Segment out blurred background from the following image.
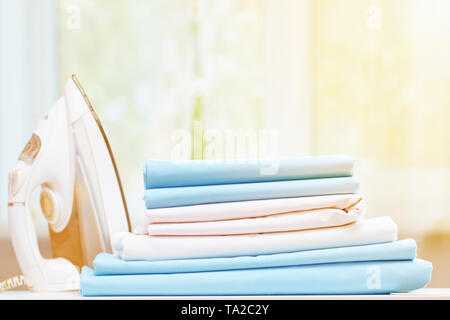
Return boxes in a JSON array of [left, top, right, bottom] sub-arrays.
[[1, 0, 449, 287]]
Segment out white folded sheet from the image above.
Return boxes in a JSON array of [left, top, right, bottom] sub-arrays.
[[116, 216, 397, 261], [133, 194, 363, 235], [143, 194, 363, 223], [146, 207, 363, 236]]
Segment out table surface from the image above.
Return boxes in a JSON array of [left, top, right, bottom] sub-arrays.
[[1, 288, 450, 300]]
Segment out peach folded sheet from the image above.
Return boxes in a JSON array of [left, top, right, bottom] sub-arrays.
[[116, 216, 397, 261], [134, 194, 363, 236]]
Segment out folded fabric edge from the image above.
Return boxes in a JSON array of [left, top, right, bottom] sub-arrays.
[[117, 216, 399, 261], [81, 259, 432, 296], [143, 155, 356, 189], [145, 194, 364, 224], [144, 197, 365, 236], [145, 210, 362, 236], [94, 239, 418, 276], [144, 176, 361, 209]]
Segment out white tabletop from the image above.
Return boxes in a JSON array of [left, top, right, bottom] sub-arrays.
[[1, 288, 450, 300]]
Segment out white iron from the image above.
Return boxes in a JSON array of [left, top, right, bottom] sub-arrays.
[[7, 75, 131, 291]]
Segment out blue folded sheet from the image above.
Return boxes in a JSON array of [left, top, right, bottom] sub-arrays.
[[94, 240, 416, 275], [144, 176, 359, 209], [81, 259, 432, 296], [143, 155, 354, 188]]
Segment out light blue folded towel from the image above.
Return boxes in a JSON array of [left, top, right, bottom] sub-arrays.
[[94, 240, 416, 275], [143, 155, 354, 189], [144, 176, 359, 209], [80, 259, 432, 296]]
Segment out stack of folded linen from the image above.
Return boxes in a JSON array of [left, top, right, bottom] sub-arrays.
[[80, 155, 432, 296]]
